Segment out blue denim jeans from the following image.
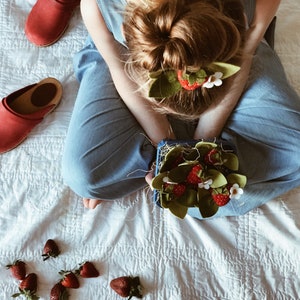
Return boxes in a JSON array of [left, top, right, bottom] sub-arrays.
[[62, 37, 300, 219]]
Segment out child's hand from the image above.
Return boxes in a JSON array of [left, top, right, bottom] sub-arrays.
[[145, 161, 155, 189], [145, 171, 154, 188]]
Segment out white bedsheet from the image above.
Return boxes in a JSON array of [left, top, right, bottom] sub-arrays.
[[0, 0, 299, 299]]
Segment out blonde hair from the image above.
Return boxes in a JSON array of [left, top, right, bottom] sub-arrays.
[[123, 0, 246, 119]]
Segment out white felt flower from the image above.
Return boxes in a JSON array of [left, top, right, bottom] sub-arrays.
[[230, 183, 244, 200], [203, 72, 223, 88], [198, 179, 213, 190]]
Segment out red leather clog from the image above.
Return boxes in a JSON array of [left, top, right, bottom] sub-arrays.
[[0, 78, 62, 154], [25, 0, 80, 47]]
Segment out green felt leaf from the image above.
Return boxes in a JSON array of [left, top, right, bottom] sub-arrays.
[[178, 160, 199, 167], [227, 173, 247, 188], [149, 70, 163, 79], [207, 169, 228, 188], [188, 73, 198, 84], [208, 62, 240, 79], [176, 189, 198, 207], [195, 141, 217, 149], [184, 148, 201, 161], [149, 70, 181, 98], [197, 186, 211, 198], [195, 69, 207, 80], [185, 69, 207, 84], [165, 146, 183, 160], [222, 152, 239, 170], [151, 172, 169, 190], [194, 141, 217, 156], [168, 164, 194, 182], [198, 192, 219, 218], [168, 201, 188, 219], [160, 193, 171, 208], [160, 146, 184, 172]]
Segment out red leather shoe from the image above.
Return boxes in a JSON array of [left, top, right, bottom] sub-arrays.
[[25, 0, 80, 47], [0, 78, 62, 154]]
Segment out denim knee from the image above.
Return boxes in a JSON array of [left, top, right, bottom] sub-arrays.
[[62, 134, 156, 200]]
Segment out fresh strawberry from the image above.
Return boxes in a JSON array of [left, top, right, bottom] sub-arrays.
[[177, 70, 202, 91], [50, 283, 69, 300], [19, 273, 38, 292], [42, 239, 60, 261], [6, 260, 26, 280], [76, 261, 100, 278], [186, 165, 203, 184], [110, 276, 143, 299], [204, 148, 222, 165], [12, 273, 39, 300], [59, 271, 79, 289], [212, 192, 230, 206]]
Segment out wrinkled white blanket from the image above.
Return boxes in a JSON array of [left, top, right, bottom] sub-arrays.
[[0, 0, 299, 299]]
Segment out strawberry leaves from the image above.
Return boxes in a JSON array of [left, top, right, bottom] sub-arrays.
[[12, 273, 39, 300]]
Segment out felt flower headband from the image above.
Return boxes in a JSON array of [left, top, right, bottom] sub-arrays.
[[148, 62, 240, 98]]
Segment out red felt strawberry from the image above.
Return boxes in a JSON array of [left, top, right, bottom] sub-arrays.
[[173, 184, 186, 197], [110, 276, 143, 299], [186, 164, 203, 185], [77, 261, 100, 278], [59, 271, 80, 289], [177, 70, 202, 91], [50, 283, 69, 300], [164, 183, 186, 197], [204, 148, 222, 165], [12, 273, 39, 300], [212, 192, 230, 206], [42, 239, 60, 261], [6, 260, 26, 280]]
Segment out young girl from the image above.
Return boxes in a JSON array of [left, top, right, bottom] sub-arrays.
[[62, 0, 300, 219]]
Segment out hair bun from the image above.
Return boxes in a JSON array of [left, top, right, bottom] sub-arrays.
[[124, 0, 242, 71], [123, 0, 246, 118]]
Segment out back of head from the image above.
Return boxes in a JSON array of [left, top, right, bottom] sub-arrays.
[[123, 0, 246, 119]]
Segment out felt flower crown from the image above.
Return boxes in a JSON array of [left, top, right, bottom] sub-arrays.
[[151, 141, 247, 219], [148, 62, 240, 98]]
